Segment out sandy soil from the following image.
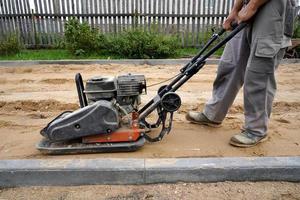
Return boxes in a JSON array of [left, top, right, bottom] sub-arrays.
[[0, 182, 300, 200], [0, 63, 299, 159]]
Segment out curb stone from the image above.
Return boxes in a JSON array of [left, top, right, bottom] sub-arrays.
[[0, 157, 299, 187], [0, 59, 299, 67]]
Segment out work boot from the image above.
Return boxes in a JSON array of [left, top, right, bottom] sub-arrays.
[[229, 131, 268, 147], [185, 111, 221, 127]]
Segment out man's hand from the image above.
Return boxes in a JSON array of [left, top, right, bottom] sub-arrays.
[[223, 11, 239, 30], [222, 0, 243, 30]]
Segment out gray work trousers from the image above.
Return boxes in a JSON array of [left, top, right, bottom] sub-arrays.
[[203, 0, 287, 137]]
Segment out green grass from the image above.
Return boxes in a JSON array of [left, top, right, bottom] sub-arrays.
[[0, 49, 123, 60], [0, 48, 223, 60], [175, 47, 223, 58]]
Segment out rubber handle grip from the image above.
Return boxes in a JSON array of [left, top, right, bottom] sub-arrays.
[[218, 21, 246, 36], [230, 21, 239, 30], [217, 28, 226, 36]]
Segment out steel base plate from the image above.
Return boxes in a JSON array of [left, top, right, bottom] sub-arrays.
[[36, 137, 146, 155]]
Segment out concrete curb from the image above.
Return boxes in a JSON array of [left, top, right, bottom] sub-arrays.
[[0, 59, 299, 67], [0, 157, 299, 187]]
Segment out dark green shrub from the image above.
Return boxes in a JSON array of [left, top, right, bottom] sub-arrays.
[[107, 29, 179, 58], [64, 18, 106, 55], [293, 16, 300, 38], [292, 16, 300, 57], [53, 35, 66, 49], [0, 33, 23, 56]]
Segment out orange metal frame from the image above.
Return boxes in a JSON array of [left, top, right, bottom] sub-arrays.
[[82, 112, 142, 143]]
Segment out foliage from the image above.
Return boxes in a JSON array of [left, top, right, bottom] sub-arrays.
[[106, 29, 179, 58], [64, 18, 106, 55], [293, 16, 300, 38], [0, 33, 23, 56], [291, 16, 300, 57], [53, 35, 66, 49]]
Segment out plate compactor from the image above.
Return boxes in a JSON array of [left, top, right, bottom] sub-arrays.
[[37, 23, 247, 154]]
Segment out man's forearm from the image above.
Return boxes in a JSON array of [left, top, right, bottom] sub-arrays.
[[232, 0, 270, 13], [231, 0, 244, 13], [247, 0, 270, 11], [236, 0, 270, 22]]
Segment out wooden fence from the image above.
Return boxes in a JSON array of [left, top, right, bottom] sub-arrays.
[[0, 0, 234, 48]]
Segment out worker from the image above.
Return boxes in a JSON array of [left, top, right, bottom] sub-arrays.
[[186, 0, 295, 147]]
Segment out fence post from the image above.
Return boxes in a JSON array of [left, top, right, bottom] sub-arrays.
[[134, 8, 139, 29], [112, 0, 116, 33], [0, 0, 5, 38], [31, 8, 37, 48]]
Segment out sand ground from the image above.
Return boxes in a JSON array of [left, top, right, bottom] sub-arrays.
[[0, 182, 300, 200], [0, 63, 299, 159]]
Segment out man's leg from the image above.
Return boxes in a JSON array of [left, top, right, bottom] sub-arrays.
[[202, 28, 251, 123], [230, 49, 285, 147], [230, 0, 287, 147], [266, 49, 286, 118], [243, 49, 286, 136]]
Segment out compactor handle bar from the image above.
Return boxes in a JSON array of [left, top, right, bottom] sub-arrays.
[[138, 22, 248, 120]]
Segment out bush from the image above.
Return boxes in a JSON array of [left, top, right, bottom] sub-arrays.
[[107, 29, 179, 58], [64, 19, 179, 58], [53, 35, 66, 49], [292, 16, 300, 57], [0, 33, 23, 56], [64, 18, 106, 56], [293, 15, 300, 38]]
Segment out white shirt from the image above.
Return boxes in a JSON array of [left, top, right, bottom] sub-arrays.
[[282, 35, 292, 48]]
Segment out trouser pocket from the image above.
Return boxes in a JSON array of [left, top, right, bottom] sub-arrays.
[[248, 38, 282, 73]]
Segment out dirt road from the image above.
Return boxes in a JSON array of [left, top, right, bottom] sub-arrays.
[[0, 63, 299, 159]]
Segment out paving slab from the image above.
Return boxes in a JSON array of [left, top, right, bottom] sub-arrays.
[[0, 157, 299, 187]]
